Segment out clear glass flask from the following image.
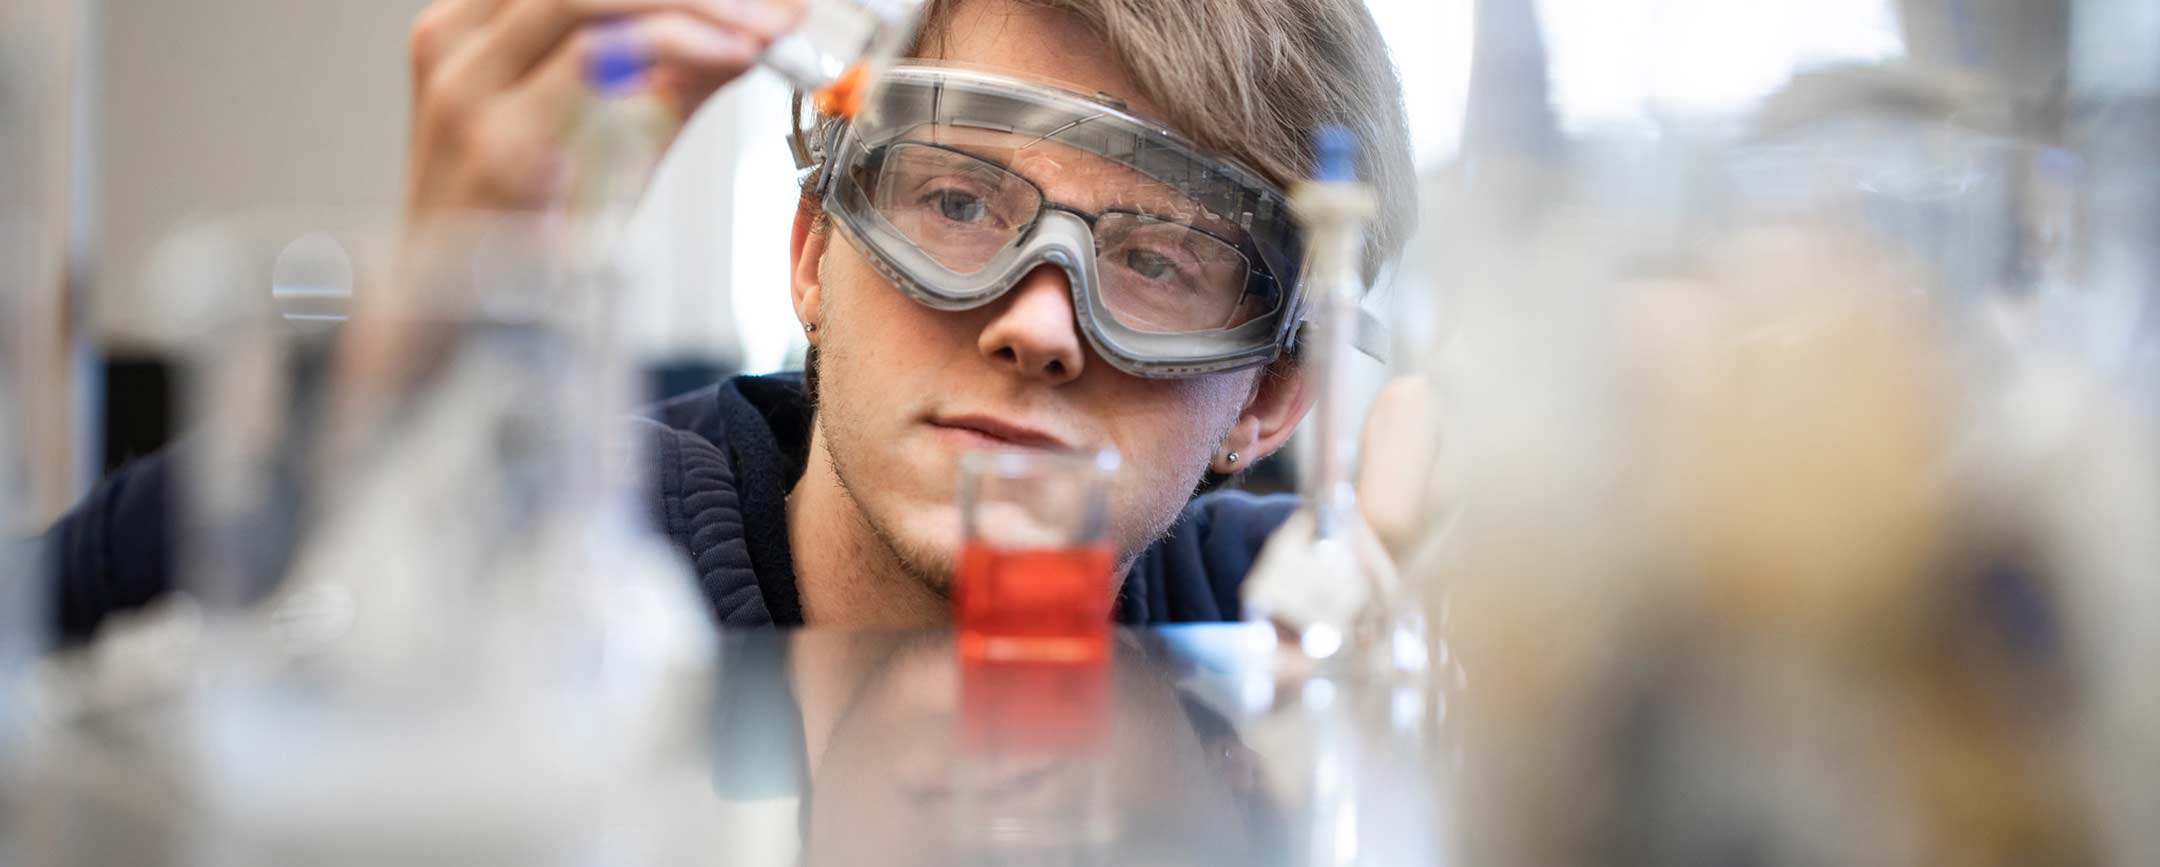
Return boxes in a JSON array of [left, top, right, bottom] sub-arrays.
[[132, 210, 715, 867]]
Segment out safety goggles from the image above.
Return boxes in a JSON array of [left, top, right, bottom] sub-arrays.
[[800, 64, 1386, 378]]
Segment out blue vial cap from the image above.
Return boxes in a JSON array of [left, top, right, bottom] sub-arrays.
[[586, 26, 648, 95], [1313, 125, 1358, 183], [2034, 146, 2081, 180]]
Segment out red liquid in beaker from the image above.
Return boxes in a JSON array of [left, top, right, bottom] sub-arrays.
[[955, 542, 1115, 663]]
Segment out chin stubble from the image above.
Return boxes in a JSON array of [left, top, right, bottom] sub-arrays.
[[821, 408, 956, 601]]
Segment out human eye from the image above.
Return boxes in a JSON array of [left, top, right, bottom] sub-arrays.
[[908, 161, 1023, 229], [1120, 246, 1185, 282], [1107, 225, 1210, 289], [923, 187, 991, 224]]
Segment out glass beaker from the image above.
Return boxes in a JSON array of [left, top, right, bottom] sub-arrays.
[[954, 448, 1120, 663]]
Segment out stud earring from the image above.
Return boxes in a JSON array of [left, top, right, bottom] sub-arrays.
[[1226, 452, 1241, 465], [803, 322, 817, 333]]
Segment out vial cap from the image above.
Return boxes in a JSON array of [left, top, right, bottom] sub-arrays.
[[1313, 125, 1358, 183], [586, 25, 648, 95]]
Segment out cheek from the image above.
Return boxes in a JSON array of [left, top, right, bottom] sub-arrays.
[[822, 245, 898, 350], [1096, 373, 1254, 537], [820, 239, 971, 371], [817, 246, 929, 401], [1109, 375, 1251, 462], [812, 242, 974, 517]]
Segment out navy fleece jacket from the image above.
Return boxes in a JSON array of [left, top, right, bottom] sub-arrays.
[[48, 374, 1296, 639]]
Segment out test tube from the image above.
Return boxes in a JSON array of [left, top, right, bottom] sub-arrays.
[[1243, 128, 1426, 681], [762, 0, 927, 118], [1298, 127, 1374, 544]]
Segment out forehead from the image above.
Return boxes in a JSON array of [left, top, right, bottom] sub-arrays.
[[919, 0, 1173, 129]]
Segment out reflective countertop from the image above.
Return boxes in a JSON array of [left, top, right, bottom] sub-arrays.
[[701, 626, 1442, 867], [10, 624, 1446, 867]]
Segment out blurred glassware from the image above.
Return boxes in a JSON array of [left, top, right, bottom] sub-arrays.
[[1733, 66, 2035, 320], [76, 209, 711, 866], [1, 31, 41, 845], [1376, 2, 2160, 858], [2057, 3, 2160, 862], [0, 270, 29, 762], [1246, 129, 1428, 687], [1242, 128, 1446, 859]]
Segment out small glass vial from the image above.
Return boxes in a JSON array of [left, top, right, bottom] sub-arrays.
[[762, 0, 926, 118]]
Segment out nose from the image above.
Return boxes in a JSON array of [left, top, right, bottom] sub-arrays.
[[977, 263, 1087, 384]]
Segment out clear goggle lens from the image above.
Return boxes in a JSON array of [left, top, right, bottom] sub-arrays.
[[862, 141, 1281, 334]]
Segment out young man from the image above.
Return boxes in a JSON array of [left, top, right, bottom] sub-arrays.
[[47, 0, 1416, 635]]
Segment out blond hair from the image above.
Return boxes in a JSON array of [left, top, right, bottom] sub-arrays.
[[800, 0, 1417, 278]]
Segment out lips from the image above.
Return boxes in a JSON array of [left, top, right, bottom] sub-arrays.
[[928, 413, 1076, 451]]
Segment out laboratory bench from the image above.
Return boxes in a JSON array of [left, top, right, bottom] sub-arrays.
[[6, 623, 1445, 866]]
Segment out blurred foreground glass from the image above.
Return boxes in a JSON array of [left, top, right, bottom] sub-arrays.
[[955, 448, 1119, 663], [0, 208, 27, 781], [763, 0, 925, 118], [0, 53, 39, 820], [0, 291, 29, 765], [107, 211, 714, 866], [1376, 9, 2160, 861]]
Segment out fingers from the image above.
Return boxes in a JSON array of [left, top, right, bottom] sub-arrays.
[[437, 0, 794, 99], [445, 11, 761, 207], [405, 0, 807, 215], [494, 10, 761, 132], [409, 0, 514, 81]]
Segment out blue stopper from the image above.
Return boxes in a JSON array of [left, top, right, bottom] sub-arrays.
[[586, 26, 648, 95], [2034, 146, 2080, 180], [1313, 125, 1358, 183]]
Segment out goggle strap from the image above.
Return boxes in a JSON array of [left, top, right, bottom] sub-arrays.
[[1355, 308, 1392, 365], [811, 122, 853, 199], [1295, 308, 1392, 366]]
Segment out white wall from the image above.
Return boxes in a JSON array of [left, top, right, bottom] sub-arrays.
[[92, 0, 766, 370], [94, 0, 428, 347]]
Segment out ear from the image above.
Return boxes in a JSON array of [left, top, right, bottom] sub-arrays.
[[1212, 357, 1315, 475], [791, 197, 829, 341]]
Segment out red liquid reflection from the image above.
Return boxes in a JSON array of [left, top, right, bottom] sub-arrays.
[[955, 542, 1115, 664], [960, 655, 1110, 752]]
